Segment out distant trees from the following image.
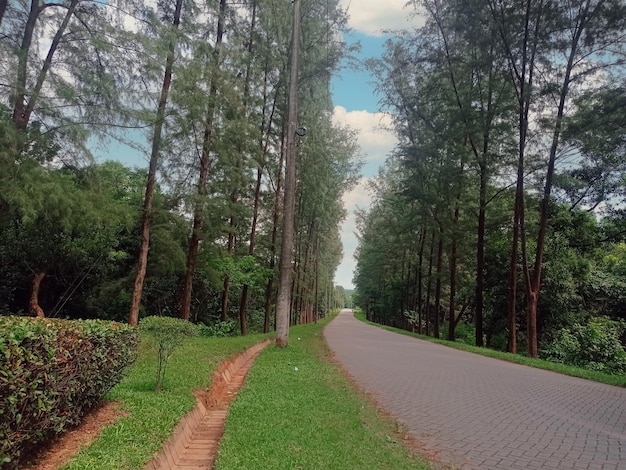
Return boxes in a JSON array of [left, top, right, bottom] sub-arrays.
[[0, 0, 360, 336], [355, 0, 626, 359]]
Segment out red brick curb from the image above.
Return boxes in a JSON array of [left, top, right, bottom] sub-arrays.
[[143, 338, 271, 470]]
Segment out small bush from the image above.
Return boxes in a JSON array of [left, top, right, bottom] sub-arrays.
[[542, 317, 626, 374], [139, 316, 198, 391], [0, 316, 138, 468], [197, 320, 238, 338]]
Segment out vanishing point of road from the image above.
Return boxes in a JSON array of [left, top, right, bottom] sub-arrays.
[[324, 309, 626, 470]]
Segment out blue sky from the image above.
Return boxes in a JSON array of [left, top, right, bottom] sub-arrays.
[[331, 0, 425, 289]]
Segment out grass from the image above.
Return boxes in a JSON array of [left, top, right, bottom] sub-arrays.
[[214, 316, 430, 470], [62, 332, 269, 469], [353, 310, 626, 388]]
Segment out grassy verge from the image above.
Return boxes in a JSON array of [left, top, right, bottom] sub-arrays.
[[353, 310, 626, 387], [215, 317, 430, 470], [62, 333, 269, 469]]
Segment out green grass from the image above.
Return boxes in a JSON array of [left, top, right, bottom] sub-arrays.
[[353, 310, 626, 388], [62, 332, 269, 469], [215, 317, 430, 470]]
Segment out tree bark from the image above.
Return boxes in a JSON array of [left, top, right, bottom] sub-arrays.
[[29, 271, 46, 318]]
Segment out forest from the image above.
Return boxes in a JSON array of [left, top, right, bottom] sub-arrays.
[[0, 0, 359, 335], [353, 0, 626, 371]]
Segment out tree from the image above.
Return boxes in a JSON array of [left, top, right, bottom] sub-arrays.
[[128, 0, 185, 327]]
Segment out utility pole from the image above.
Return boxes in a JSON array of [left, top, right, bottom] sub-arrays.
[[275, 0, 301, 347]]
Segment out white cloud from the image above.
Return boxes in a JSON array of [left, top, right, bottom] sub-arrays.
[[338, 0, 425, 36], [332, 106, 396, 163], [332, 106, 397, 288], [335, 177, 373, 289]]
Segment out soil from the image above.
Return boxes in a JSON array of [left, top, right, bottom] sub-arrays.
[[21, 401, 128, 470]]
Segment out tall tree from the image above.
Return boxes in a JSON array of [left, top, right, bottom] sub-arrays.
[[128, 0, 185, 326]]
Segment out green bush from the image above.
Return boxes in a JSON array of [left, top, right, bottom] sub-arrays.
[[197, 320, 238, 338], [541, 316, 626, 374], [139, 316, 198, 391], [0, 316, 138, 468]]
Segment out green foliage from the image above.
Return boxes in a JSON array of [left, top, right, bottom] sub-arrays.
[[0, 317, 138, 468], [197, 320, 238, 338], [62, 334, 269, 469], [542, 317, 626, 374], [440, 322, 476, 345], [139, 316, 198, 391]]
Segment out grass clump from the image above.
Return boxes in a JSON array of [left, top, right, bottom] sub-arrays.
[[62, 332, 269, 469], [354, 310, 626, 387], [215, 318, 430, 470]]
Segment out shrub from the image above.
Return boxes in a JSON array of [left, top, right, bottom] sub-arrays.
[[542, 317, 626, 374], [196, 320, 238, 338], [0, 316, 138, 468], [139, 316, 198, 391]]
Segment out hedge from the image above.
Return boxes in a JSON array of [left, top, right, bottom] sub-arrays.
[[0, 316, 138, 468]]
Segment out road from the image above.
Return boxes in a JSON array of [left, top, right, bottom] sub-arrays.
[[324, 309, 626, 470]]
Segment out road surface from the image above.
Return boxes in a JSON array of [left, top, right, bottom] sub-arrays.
[[324, 309, 626, 469]]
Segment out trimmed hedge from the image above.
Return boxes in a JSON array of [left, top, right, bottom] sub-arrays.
[[0, 317, 138, 468]]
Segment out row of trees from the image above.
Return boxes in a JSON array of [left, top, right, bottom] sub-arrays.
[[354, 0, 626, 358], [0, 0, 359, 335]]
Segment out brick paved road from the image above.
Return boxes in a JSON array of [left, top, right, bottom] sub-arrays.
[[324, 309, 626, 470]]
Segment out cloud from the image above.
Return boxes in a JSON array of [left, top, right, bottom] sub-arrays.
[[335, 177, 373, 289], [338, 0, 425, 36], [332, 106, 396, 163]]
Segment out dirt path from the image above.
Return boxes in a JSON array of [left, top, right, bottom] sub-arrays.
[[324, 309, 626, 470]]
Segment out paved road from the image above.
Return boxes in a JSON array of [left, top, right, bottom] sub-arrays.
[[324, 309, 626, 470]]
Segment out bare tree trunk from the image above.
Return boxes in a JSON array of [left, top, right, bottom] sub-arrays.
[[29, 271, 46, 318], [129, 0, 184, 326], [179, 0, 227, 320], [275, 0, 301, 348]]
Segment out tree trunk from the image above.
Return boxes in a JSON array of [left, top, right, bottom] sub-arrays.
[[425, 230, 436, 336], [264, 131, 285, 333], [416, 229, 426, 334], [29, 271, 46, 318], [448, 236, 458, 342], [527, 2, 587, 357], [129, 0, 184, 326], [434, 231, 444, 339], [275, 0, 301, 348], [179, 0, 227, 320]]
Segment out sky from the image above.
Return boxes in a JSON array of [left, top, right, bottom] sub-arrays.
[[330, 0, 424, 289]]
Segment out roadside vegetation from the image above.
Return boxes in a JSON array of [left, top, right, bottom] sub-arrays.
[[61, 332, 268, 470], [59, 316, 428, 470], [215, 317, 429, 470], [354, 310, 626, 388]]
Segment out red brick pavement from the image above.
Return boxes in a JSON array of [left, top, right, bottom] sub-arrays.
[[324, 309, 626, 470]]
